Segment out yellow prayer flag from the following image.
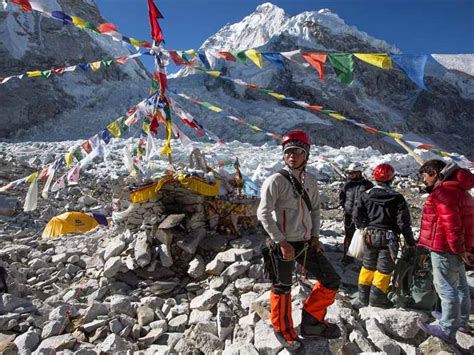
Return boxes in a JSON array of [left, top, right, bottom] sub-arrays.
[[354, 53, 392, 69], [208, 105, 222, 113], [207, 71, 221, 77], [26, 172, 38, 183], [268, 93, 286, 100], [142, 122, 150, 134], [129, 37, 141, 49], [90, 61, 102, 71], [185, 49, 196, 57], [329, 113, 347, 120], [107, 121, 121, 138], [245, 49, 263, 69], [387, 132, 403, 139], [72, 16, 86, 28], [27, 71, 42, 78], [160, 121, 173, 157], [65, 152, 73, 167]]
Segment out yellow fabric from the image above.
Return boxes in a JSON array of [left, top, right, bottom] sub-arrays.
[[329, 113, 347, 120], [72, 16, 86, 28], [65, 152, 73, 167], [268, 93, 286, 100], [26, 172, 38, 183], [129, 176, 173, 203], [207, 71, 221, 77], [208, 105, 222, 113], [27, 71, 42, 78], [354, 53, 393, 69], [373, 270, 392, 293], [142, 122, 150, 134], [42, 212, 98, 238], [129, 37, 141, 49], [177, 175, 220, 196], [107, 121, 121, 138], [358, 266, 375, 286], [185, 49, 196, 57], [160, 121, 173, 156], [245, 49, 263, 68], [90, 61, 102, 71], [387, 132, 403, 139]]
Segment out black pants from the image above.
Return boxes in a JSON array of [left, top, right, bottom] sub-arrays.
[[343, 213, 356, 255], [271, 241, 341, 294], [363, 229, 397, 275]]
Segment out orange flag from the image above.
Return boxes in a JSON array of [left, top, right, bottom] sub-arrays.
[[302, 53, 328, 81]]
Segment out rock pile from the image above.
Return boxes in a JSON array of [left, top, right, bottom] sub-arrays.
[[0, 151, 473, 354]]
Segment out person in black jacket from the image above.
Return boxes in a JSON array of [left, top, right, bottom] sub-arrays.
[[339, 162, 373, 264], [352, 163, 416, 309]]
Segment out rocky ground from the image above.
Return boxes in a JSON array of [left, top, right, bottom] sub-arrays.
[[0, 145, 473, 355]]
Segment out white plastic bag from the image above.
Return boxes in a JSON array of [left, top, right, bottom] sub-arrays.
[[347, 228, 366, 260]]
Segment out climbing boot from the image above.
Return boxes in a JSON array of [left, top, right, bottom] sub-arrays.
[[352, 284, 370, 310], [273, 330, 302, 352], [300, 310, 341, 339], [369, 285, 393, 309]]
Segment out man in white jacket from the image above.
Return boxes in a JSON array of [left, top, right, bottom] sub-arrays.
[[257, 130, 341, 350]]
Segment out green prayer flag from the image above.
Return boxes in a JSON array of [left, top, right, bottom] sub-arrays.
[[232, 51, 248, 64], [84, 22, 100, 33], [152, 80, 159, 90], [41, 70, 52, 78], [73, 147, 84, 161], [328, 53, 354, 84], [102, 60, 114, 67]]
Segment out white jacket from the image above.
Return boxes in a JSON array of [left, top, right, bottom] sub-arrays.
[[257, 167, 321, 243]]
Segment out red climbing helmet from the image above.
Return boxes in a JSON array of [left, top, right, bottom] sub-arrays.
[[281, 130, 311, 147], [373, 163, 395, 182], [282, 130, 311, 158]]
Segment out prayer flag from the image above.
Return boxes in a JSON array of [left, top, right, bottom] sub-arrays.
[[245, 49, 263, 69], [147, 0, 164, 43], [328, 53, 354, 84], [302, 53, 327, 81], [217, 52, 236, 61], [354, 53, 392, 69], [262, 53, 285, 69], [390, 54, 427, 90]]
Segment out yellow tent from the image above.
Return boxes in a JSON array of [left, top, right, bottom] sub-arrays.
[[42, 212, 99, 238]]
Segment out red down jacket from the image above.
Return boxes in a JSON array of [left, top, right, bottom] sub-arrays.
[[418, 168, 474, 254]]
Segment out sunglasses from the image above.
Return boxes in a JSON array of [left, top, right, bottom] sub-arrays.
[[284, 148, 306, 156]]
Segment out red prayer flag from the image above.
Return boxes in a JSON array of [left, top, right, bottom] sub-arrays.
[[153, 71, 167, 95], [11, 0, 32, 12], [365, 127, 378, 135], [302, 53, 327, 81], [217, 52, 236, 62], [52, 68, 65, 75], [168, 51, 186, 66], [81, 141, 92, 154], [150, 116, 159, 135], [98, 22, 118, 33], [147, 0, 164, 43], [308, 105, 323, 111], [116, 56, 129, 64]]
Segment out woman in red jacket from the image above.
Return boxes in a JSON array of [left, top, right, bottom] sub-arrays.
[[416, 160, 474, 344]]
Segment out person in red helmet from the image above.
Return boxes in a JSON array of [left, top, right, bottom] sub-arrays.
[[257, 129, 341, 350], [352, 163, 415, 309]]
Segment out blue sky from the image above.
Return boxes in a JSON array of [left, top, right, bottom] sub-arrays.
[[95, 0, 474, 71]]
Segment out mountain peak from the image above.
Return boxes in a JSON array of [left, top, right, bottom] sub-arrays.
[[255, 2, 284, 14]]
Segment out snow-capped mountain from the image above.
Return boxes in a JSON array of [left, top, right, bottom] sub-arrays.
[[171, 3, 474, 159], [0, 0, 150, 141]]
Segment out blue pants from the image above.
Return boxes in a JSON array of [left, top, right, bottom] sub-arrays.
[[431, 252, 471, 337]]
